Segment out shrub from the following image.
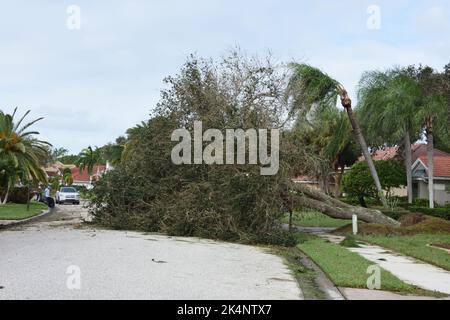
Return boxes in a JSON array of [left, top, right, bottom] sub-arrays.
[[342, 160, 406, 207]]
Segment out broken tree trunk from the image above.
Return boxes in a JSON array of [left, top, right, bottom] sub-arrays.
[[289, 182, 400, 226]]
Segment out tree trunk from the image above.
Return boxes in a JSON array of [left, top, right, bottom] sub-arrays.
[[337, 85, 388, 208], [290, 183, 399, 226], [2, 190, 9, 204], [404, 131, 413, 204], [426, 118, 435, 209]]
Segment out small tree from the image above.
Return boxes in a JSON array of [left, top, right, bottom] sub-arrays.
[[342, 160, 406, 207]]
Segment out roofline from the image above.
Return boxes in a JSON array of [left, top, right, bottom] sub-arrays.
[[412, 158, 427, 170]]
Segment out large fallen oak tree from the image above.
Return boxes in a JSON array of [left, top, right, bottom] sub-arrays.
[[286, 182, 399, 226]]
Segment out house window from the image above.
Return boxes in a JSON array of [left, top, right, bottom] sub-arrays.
[[446, 184, 450, 192]]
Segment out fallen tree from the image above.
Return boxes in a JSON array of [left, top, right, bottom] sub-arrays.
[[89, 51, 400, 246], [288, 182, 399, 226]]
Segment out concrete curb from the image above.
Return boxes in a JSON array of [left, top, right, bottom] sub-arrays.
[[0, 207, 52, 230], [297, 250, 346, 300]]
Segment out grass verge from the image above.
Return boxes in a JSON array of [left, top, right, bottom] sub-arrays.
[[0, 202, 47, 220], [356, 234, 450, 271], [296, 233, 445, 297], [272, 246, 328, 299], [281, 210, 351, 228]]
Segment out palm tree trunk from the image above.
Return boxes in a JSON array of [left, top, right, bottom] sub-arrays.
[[404, 132, 413, 204], [426, 118, 435, 209], [338, 86, 388, 208], [290, 182, 399, 226]]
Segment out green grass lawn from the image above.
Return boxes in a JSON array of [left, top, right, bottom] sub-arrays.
[[357, 234, 450, 271], [0, 202, 47, 220], [282, 210, 351, 228], [296, 233, 442, 296]]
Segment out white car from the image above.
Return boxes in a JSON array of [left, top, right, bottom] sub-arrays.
[[56, 187, 80, 205]]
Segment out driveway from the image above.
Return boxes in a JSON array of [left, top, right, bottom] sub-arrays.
[[0, 203, 302, 300]]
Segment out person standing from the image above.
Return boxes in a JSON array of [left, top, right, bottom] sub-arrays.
[[44, 186, 53, 208]]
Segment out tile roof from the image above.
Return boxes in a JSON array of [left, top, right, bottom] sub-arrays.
[[358, 144, 450, 178], [71, 164, 106, 182], [416, 155, 450, 178]]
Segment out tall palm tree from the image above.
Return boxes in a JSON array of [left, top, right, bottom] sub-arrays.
[[0, 108, 49, 204], [76, 146, 102, 176], [287, 64, 388, 207], [407, 65, 448, 208], [358, 69, 422, 204]]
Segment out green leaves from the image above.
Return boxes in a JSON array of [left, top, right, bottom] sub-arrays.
[[342, 160, 406, 200], [286, 63, 339, 117], [0, 109, 49, 201], [76, 146, 102, 176], [358, 69, 422, 145]]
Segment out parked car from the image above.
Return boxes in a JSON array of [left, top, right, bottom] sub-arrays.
[[56, 187, 80, 205]]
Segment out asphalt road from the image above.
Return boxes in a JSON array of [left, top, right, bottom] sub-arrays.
[[0, 203, 302, 300]]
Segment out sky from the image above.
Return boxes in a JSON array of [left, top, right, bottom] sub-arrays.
[[0, 0, 449, 153]]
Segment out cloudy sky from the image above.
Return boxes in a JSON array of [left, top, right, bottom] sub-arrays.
[[1, 0, 449, 153]]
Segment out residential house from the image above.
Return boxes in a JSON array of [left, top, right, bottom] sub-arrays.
[[363, 144, 450, 205], [294, 144, 450, 205], [410, 144, 450, 205], [71, 164, 107, 189]]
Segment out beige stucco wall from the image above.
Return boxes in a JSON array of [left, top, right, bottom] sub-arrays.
[[390, 187, 407, 197]]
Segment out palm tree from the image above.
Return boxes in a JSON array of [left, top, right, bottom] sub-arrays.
[[287, 64, 388, 207], [407, 65, 449, 208], [76, 146, 102, 177], [62, 168, 73, 186], [101, 142, 124, 167], [358, 69, 422, 204], [294, 106, 357, 196], [0, 108, 49, 204], [122, 121, 149, 161]]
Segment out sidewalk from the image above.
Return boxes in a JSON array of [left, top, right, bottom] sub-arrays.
[[285, 225, 450, 298], [348, 243, 450, 295]]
